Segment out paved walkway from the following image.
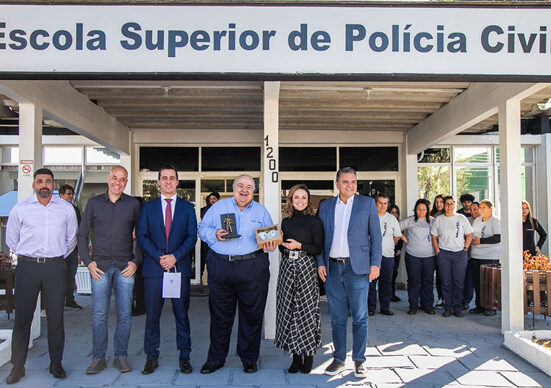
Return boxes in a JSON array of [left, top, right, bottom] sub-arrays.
[[0, 289, 550, 387]]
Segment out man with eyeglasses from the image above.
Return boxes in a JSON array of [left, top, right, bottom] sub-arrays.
[[198, 174, 277, 374], [78, 166, 142, 375], [58, 184, 82, 310]]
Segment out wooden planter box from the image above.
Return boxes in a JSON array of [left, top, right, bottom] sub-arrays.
[[480, 264, 551, 316]]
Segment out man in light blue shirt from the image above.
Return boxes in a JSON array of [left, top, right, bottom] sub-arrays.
[[198, 174, 276, 375], [6, 168, 78, 384]]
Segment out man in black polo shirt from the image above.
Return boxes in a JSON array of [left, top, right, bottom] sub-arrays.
[[77, 166, 141, 375]]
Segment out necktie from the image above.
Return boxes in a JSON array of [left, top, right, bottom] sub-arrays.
[[165, 198, 172, 248]]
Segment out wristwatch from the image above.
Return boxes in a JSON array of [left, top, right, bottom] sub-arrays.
[[463, 246, 469, 251]]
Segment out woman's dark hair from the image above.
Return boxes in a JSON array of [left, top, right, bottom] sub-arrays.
[[430, 194, 444, 216], [389, 204, 400, 217], [413, 199, 431, 222]]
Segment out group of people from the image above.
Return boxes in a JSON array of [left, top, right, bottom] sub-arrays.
[[4, 163, 546, 384]]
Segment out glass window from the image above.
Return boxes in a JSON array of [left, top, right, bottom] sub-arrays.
[[418, 148, 451, 163], [455, 147, 491, 164], [340, 147, 398, 171], [201, 179, 225, 193], [280, 147, 336, 172], [43, 147, 82, 165], [140, 147, 199, 172], [142, 179, 196, 203], [418, 166, 451, 201], [522, 166, 535, 204], [201, 147, 260, 171], [357, 180, 396, 204], [281, 180, 334, 190], [495, 147, 534, 164], [456, 166, 491, 201], [1, 147, 18, 164], [86, 147, 120, 164]]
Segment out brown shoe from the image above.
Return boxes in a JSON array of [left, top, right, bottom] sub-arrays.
[[113, 358, 132, 373], [86, 360, 106, 375]]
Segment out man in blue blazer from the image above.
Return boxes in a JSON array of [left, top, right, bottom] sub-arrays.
[[317, 167, 382, 379], [136, 165, 198, 375]]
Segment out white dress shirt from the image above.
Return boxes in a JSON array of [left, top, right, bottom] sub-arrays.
[[161, 193, 177, 224], [6, 193, 78, 258], [329, 195, 355, 258]]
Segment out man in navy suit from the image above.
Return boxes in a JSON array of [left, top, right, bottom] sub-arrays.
[[317, 167, 382, 379], [136, 165, 198, 375]]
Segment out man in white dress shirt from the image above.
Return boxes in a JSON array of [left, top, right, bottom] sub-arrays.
[[5, 168, 78, 384]]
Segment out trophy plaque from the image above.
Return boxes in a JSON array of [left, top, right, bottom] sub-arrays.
[[220, 213, 241, 239], [255, 224, 283, 249]]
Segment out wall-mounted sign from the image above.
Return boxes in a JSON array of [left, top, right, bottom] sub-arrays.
[[20, 160, 33, 176], [0, 5, 550, 76]]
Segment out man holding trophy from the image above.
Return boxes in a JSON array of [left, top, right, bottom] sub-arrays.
[[198, 174, 277, 374]]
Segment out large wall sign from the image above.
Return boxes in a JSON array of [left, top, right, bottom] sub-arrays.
[[0, 5, 550, 76]]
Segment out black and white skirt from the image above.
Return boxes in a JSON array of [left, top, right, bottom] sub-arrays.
[[274, 249, 321, 356]]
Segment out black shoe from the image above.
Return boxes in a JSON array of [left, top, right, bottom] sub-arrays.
[[380, 309, 394, 316], [243, 362, 257, 373], [65, 300, 82, 310], [49, 362, 66, 379], [200, 360, 224, 374], [6, 366, 25, 385], [288, 354, 302, 374], [141, 359, 158, 375], [423, 307, 436, 315], [407, 307, 417, 315], [132, 308, 145, 316], [454, 311, 464, 317], [179, 358, 192, 374], [368, 310, 375, 316], [484, 309, 497, 316], [301, 356, 313, 374], [443, 309, 452, 317], [470, 306, 485, 314], [461, 303, 469, 311], [324, 359, 345, 376], [391, 295, 401, 302]]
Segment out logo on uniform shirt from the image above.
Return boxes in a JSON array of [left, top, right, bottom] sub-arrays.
[[456, 221, 460, 238], [383, 222, 388, 237], [481, 225, 487, 238]]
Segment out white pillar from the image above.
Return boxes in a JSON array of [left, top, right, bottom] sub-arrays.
[[536, 134, 551, 256], [263, 81, 280, 340], [18, 102, 43, 340], [403, 134, 419, 217], [499, 98, 524, 333]]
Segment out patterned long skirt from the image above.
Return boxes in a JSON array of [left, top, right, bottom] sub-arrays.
[[274, 250, 321, 356]]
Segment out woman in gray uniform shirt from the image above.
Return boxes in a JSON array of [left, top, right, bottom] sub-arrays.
[[470, 200, 500, 316], [431, 196, 473, 318], [400, 199, 436, 315]]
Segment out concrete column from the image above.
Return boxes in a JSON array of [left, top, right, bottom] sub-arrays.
[[499, 98, 524, 333], [18, 102, 43, 340], [403, 134, 419, 217], [263, 81, 280, 340], [536, 134, 551, 255]]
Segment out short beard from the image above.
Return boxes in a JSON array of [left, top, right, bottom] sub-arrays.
[[36, 189, 51, 198]]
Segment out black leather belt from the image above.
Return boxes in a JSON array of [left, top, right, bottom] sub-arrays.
[[215, 250, 262, 262], [330, 257, 350, 264], [18, 255, 64, 263]]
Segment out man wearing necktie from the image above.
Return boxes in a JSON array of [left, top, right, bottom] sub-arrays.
[[136, 165, 197, 375]]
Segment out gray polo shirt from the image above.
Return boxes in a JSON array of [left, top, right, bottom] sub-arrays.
[[431, 214, 473, 252], [471, 215, 501, 260], [400, 216, 436, 258]]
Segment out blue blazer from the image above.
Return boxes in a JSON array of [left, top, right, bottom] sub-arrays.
[[137, 197, 198, 278], [317, 194, 382, 275]]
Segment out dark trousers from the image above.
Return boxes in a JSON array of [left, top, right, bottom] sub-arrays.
[[12, 260, 66, 367], [391, 253, 400, 297], [462, 257, 474, 306], [405, 253, 436, 310], [435, 265, 443, 300], [144, 275, 191, 360], [206, 250, 269, 364], [368, 256, 394, 312], [470, 258, 497, 309], [64, 248, 78, 303], [437, 249, 467, 313]]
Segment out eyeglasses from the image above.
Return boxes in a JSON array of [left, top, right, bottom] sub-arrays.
[[62, 193, 74, 197]]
